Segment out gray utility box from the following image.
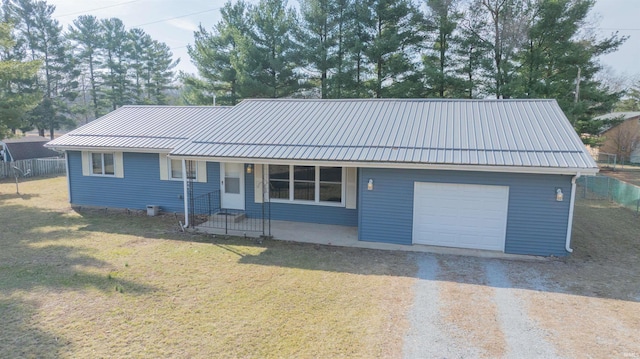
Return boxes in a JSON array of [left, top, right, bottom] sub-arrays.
[[146, 205, 160, 216]]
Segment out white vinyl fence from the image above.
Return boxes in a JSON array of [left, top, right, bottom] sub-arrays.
[[0, 158, 66, 179]]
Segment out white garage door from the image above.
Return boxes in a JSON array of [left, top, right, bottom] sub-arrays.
[[412, 182, 509, 251]]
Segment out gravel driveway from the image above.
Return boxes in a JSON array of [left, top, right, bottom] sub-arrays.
[[403, 254, 560, 359], [401, 197, 640, 359]]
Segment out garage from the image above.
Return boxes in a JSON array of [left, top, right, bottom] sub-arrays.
[[412, 182, 510, 251]]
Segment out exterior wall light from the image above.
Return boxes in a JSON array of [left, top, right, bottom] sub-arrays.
[[246, 164, 253, 174], [556, 188, 563, 201], [368, 179, 374, 191]]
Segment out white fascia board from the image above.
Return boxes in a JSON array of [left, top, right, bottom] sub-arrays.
[[166, 155, 600, 176], [46, 146, 173, 154]]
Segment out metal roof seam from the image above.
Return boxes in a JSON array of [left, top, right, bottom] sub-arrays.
[[51, 100, 596, 170]]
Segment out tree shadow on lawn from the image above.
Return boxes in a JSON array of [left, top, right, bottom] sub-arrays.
[[74, 208, 188, 239], [74, 209, 421, 278], [0, 203, 157, 358], [233, 198, 640, 303], [228, 239, 419, 278], [234, 240, 639, 303], [48, 198, 640, 303], [0, 298, 68, 359], [0, 192, 40, 201]]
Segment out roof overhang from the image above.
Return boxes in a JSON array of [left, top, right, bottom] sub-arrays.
[[45, 145, 173, 154], [167, 154, 599, 176]]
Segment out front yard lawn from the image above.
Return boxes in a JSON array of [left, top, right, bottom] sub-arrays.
[[0, 177, 415, 358], [2, 176, 639, 358]]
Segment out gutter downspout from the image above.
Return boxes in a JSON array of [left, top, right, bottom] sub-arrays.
[[65, 151, 71, 203], [182, 159, 189, 227], [565, 172, 581, 253]]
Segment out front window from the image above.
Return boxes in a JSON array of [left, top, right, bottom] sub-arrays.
[[170, 159, 196, 180], [269, 165, 343, 205], [269, 165, 290, 199], [91, 153, 114, 176], [294, 166, 315, 201], [319, 167, 342, 202]]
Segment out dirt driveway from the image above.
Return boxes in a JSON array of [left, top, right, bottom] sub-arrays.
[[403, 196, 640, 359]]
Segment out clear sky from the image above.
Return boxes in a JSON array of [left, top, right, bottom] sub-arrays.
[[46, 0, 639, 80]]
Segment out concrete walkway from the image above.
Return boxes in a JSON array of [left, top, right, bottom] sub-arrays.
[[196, 219, 544, 261]]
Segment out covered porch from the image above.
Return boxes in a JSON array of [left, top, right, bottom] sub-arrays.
[[194, 218, 535, 259], [195, 218, 358, 246]]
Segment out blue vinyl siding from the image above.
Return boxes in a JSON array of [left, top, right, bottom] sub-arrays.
[[67, 151, 218, 213], [358, 168, 573, 256], [245, 166, 358, 226]]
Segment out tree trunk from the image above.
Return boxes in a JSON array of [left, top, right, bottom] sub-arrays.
[[89, 53, 99, 118]]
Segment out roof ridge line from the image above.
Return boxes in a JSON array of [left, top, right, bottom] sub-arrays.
[[240, 98, 556, 103], [189, 142, 585, 153]]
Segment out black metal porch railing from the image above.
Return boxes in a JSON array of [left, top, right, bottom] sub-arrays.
[[190, 190, 271, 236]]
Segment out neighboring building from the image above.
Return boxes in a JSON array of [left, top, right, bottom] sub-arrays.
[[593, 112, 640, 163], [47, 99, 598, 256], [0, 136, 60, 162]]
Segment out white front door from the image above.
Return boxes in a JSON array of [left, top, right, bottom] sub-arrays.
[[220, 163, 245, 210]]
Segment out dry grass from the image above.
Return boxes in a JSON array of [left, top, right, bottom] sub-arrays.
[[437, 257, 506, 358], [0, 176, 416, 358], [503, 196, 640, 358], [599, 166, 640, 187], [3, 175, 640, 358]]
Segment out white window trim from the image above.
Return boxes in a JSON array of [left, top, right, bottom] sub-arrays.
[[169, 158, 197, 181], [267, 165, 346, 207], [159, 154, 207, 183], [90, 152, 116, 177]]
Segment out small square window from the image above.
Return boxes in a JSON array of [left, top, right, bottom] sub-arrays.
[[170, 159, 196, 180], [91, 153, 115, 176]]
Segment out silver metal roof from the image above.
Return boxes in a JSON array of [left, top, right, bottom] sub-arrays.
[[46, 106, 231, 150], [171, 99, 597, 171], [591, 112, 640, 134], [594, 111, 640, 121]]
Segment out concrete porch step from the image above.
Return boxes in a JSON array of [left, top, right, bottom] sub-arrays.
[[211, 211, 246, 223]]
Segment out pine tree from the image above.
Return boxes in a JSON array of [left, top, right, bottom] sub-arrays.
[[298, 0, 339, 98], [0, 21, 40, 138], [8, 0, 79, 138], [244, 0, 303, 97], [184, 1, 251, 105], [145, 39, 178, 104], [477, 0, 530, 99], [101, 17, 130, 110], [454, 0, 491, 98], [68, 15, 103, 118], [340, 0, 372, 97], [364, 0, 423, 98], [128, 28, 152, 104], [326, 0, 350, 98], [423, 0, 462, 98]]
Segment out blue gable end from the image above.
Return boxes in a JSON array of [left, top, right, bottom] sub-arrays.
[[67, 151, 217, 213], [358, 168, 573, 256]]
